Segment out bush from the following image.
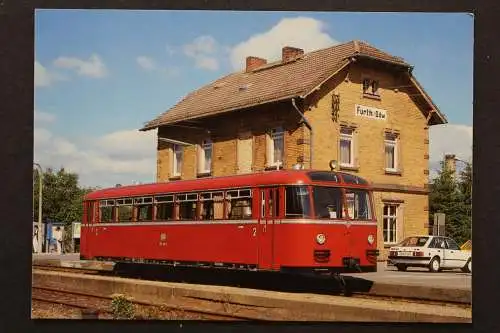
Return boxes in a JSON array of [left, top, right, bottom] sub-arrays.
[[110, 294, 135, 319]]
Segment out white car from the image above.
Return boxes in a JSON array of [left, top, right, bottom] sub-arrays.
[[388, 235, 471, 273]]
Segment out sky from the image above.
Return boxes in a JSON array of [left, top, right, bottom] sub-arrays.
[[34, 10, 473, 188]]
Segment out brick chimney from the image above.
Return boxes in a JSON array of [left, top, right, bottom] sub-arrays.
[[246, 56, 267, 72], [282, 46, 304, 62], [444, 154, 456, 175]]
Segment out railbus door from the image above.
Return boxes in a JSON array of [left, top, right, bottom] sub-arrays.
[[258, 187, 279, 270]]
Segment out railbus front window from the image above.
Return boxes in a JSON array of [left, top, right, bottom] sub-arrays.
[[344, 189, 372, 220], [312, 187, 343, 219], [285, 186, 311, 218]]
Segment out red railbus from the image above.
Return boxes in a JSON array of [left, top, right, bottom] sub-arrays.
[[81, 170, 379, 274]]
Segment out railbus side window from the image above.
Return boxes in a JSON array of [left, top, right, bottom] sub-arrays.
[[134, 197, 153, 222], [312, 186, 343, 219], [226, 188, 252, 220], [155, 195, 174, 221], [99, 199, 115, 223], [344, 189, 372, 220], [177, 193, 198, 220], [116, 198, 133, 222], [199, 191, 224, 220], [285, 186, 311, 218]]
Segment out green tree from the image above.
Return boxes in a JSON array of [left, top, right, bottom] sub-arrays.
[[33, 167, 93, 225], [457, 161, 472, 243], [429, 161, 471, 245]]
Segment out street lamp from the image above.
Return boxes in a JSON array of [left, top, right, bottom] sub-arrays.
[[33, 163, 43, 253]]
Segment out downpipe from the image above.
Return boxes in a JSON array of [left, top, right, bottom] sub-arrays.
[[291, 98, 313, 169]]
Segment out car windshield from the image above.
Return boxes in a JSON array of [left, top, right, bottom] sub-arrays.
[[399, 236, 429, 247]]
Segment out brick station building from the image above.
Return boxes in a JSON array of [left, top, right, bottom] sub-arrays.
[[141, 40, 447, 258]]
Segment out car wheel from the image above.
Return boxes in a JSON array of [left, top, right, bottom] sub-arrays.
[[429, 257, 440, 273], [461, 259, 472, 273], [396, 264, 407, 271]]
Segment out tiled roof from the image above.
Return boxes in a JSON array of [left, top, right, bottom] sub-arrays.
[[141, 40, 441, 131]]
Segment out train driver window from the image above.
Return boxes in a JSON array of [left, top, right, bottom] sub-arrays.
[[313, 187, 343, 219], [285, 186, 311, 218]]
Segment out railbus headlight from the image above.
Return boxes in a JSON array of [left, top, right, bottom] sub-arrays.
[[368, 234, 375, 245], [316, 233, 326, 245]]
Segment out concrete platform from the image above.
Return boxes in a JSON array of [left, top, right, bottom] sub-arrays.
[[32, 269, 471, 322]]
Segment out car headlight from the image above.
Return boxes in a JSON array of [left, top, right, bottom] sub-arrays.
[[316, 233, 326, 245], [368, 234, 375, 245]]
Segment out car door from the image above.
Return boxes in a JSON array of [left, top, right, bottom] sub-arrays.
[[445, 238, 467, 269], [428, 237, 445, 263]]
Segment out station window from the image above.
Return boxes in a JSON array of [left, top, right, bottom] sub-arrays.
[[383, 204, 398, 244], [363, 78, 380, 97], [267, 127, 284, 168], [340, 127, 355, 168], [384, 132, 399, 172], [172, 144, 183, 177], [198, 139, 213, 174], [285, 186, 311, 218], [226, 189, 252, 219]]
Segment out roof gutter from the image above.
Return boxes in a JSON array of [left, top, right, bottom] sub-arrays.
[[291, 98, 313, 169]]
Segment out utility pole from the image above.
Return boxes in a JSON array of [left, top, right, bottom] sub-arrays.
[[33, 163, 43, 253]]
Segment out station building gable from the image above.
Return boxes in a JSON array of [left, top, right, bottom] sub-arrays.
[[141, 40, 447, 258]]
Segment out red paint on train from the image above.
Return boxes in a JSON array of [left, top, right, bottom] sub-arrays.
[[81, 170, 379, 274]]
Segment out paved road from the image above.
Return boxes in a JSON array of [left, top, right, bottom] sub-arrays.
[[32, 254, 471, 291], [346, 262, 472, 290]]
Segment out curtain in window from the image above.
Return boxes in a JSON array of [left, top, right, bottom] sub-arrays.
[[385, 143, 394, 169], [340, 138, 351, 165]]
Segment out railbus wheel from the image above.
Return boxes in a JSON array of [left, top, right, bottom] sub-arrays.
[[429, 257, 441, 273]]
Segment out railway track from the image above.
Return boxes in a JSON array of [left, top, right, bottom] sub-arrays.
[[32, 285, 269, 320]]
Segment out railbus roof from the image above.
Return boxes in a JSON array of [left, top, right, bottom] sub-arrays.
[[85, 170, 371, 200]]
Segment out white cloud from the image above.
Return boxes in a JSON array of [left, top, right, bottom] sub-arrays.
[[34, 61, 66, 87], [230, 17, 338, 70], [429, 123, 473, 176], [183, 35, 220, 71], [34, 109, 56, 124], [136, 56, 157, 71], [34, 117, 157, 188], [53, 54, 108, 78]]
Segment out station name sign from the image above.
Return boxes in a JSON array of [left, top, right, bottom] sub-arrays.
[[355, 104, 387, 121]]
